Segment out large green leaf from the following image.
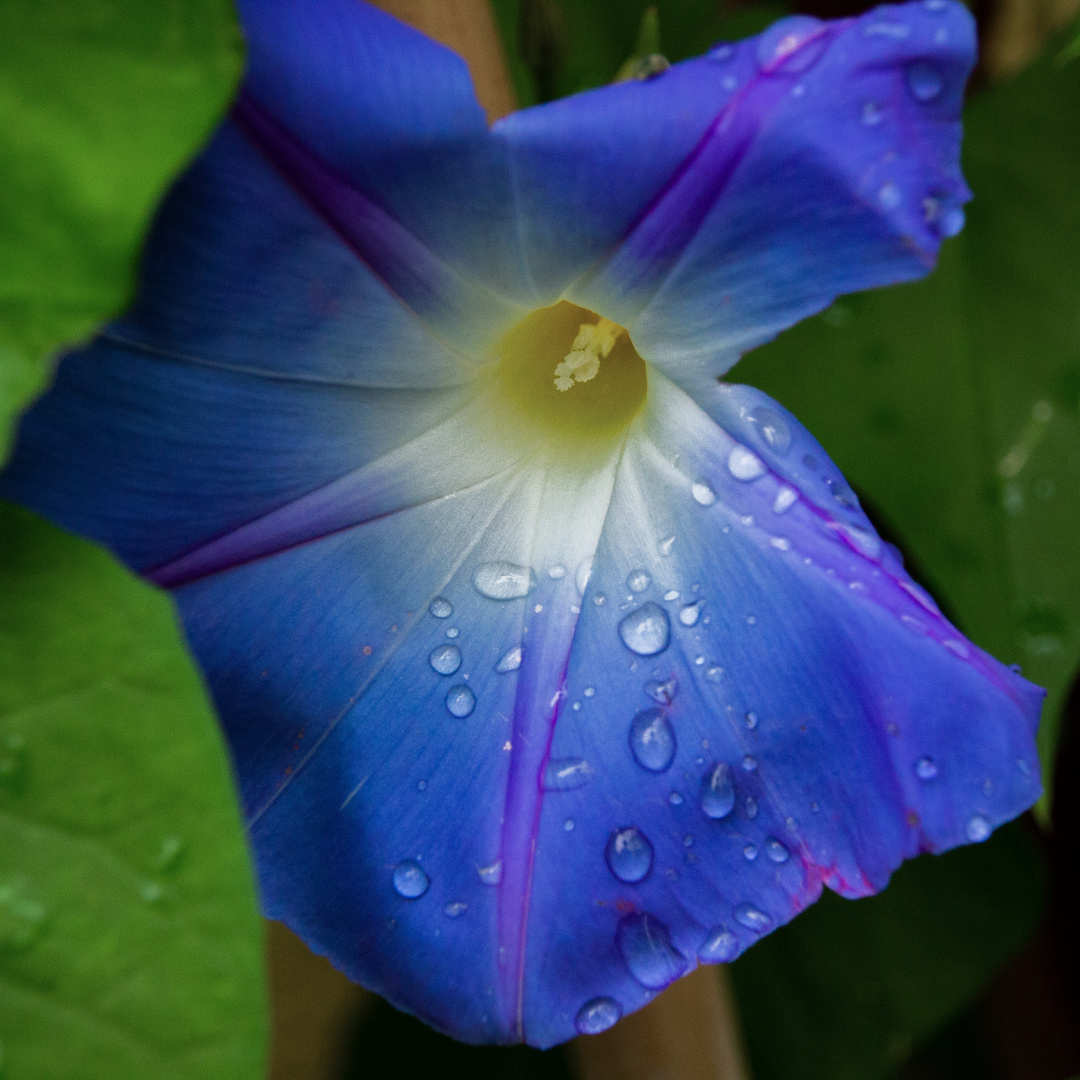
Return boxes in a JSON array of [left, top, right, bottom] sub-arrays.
[[0, 0, 244, 462], [0, 504, 266, 1080], [734, 45, 1080, 790]]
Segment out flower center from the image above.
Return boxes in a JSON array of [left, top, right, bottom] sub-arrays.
[[495, 302, 648, 443]]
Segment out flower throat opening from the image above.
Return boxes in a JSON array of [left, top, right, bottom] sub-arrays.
[[496, 302, 648, 441]]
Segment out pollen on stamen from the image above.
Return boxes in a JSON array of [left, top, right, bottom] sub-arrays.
[[554, 318, 625, 391]]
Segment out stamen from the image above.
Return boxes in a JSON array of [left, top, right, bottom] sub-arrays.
[[554, 318, 625, 391]]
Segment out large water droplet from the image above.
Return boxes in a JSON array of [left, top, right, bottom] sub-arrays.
[[907, 61, 943, 102], [692, 481, 717, 506], [748, 407, 792, 454], [473, 562, 537, 600], [966, 814, 991, 842], [765, 838, 790, 863], [698, 925, 739, 963], [429, 644, 462, 676], [616, 912, 689, 989], [543, 758, 594, 791], [446, 685, 476, 718], [915, 756, 939, 780], [679, 602, 702, 627], [392, 859, 430, 899], [429, 596, 452, 619], [629, 709, 677, 773], [605, 826, 654, 883], [734, 902, 772, 933], [645, 675, 678, 705], [495, 644, 523, 673], [701, 762, 735, 820], [575, 997, 623, 1035], [627, 569, 652, 593], [477, 860, 503, 885], [619, 602, 671, 656]]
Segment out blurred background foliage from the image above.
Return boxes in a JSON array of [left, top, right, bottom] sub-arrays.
[[0, 0, 1077, 1078]]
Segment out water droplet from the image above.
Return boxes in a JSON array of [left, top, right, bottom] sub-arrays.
[[864, 20, 911, 37], [446, 627, 460, 639], [495, 644, 523, 673], [708, 42, 735, 62], [756, 15, 824, 72], [627, 569, 652, 593], [593, 594, 606, 607], [835, 523, 882, 560], [943, 639, 970, 659], [619, 602, 671, 656], [473, 562, 537, 600], [915, 757, 939, 780], [745, 711, 758, 729], [663, 589, 680, 602], [392, 859, 430, 899], [429, 597, 452, 619], [766, 838, 790, 863], [741, 755, 757, 772], [605, 827, 654, 883], [583, 686, 596, 698], [734, 902, 772, 933], [701, 762, 735, 820], [705, 665, 724, 683], [878, 181, 901, 209], [669, 791, 684, 806], [699, 925, 739, 963], [966, 814, 991, 842], [446, 685, 476, 718], [477, 860, 503, 885], [629, 709, 677, 773], [548, 564, 567, 579], [564, 818, 575, 831], [862, 99, 883, 126], [743, 843, 758, 861], [941, 207, 965, 237], [576, 997, 622, 1035], [429, 643, 462, 676], [679, 602, 702, 627], [417, 779, 427, 791], [748, 407, 792, 453], [683, 833, 694, 847], [658, 535, 676, 557], [745, 796, 759, 819], [691, 481, 717, 506], [645, 675, 678, 705], [575, 557, 594, 597], [543, 758, 594, 791], [616, 912, 689, 989], [907, 61, 943, 102], [785, 816, 798, 833], [444, 901, 468, 917], [728, 445, 767, 481]]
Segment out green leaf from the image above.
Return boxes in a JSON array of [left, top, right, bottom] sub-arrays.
[[0, 0, 244, 463], [732, 822, 1046, 1080], [733, 46, 1080, 795], [0, 504, 266, 1080]]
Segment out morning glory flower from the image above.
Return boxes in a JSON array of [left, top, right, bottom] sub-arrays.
[[2, 0, 1042, 1048]]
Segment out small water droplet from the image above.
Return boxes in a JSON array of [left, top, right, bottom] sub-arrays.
[[743, 843, 758, 861], [915, 757, 939, 780], [746, 615, 757, 626], [548, 564, 567, 579], [444, 900, 468, 918], [907, 61, 943, 102], [477, 860, 503, 885], [943, 639, 970, 659], [658, 535, 676, 557], [878, 181, 901, 209], [495, 644, 523, 673], [741, 755, 757, 772], [619, 602, 671, 656], [705, 664, 724, 683], [564, 818, 575, 831], [417, 779, 427, 791], [429, 643, 462, 675], [473, 562, 537, 600], [701, 762, 735, 820], [862, 99, 883, 125], [629, 709, 677, 773], [745, 711, 758, 729], [692, 481, 717, 506], [429, 596, 452, 619], [699, 925, 739, 963], [576, 997, 623, 1035], [627, 569, 652, 593], [446, 627, 460, 639], [446, 685, 476, 718], [766, 838, 790, 863], [966, 814, 991, 842], [645, 675, 678, 705], [543, 758, 594, 791], [772, 487, 797, 516], [745, 796, 759, 819], [582, 686, 596, 699], [734, 903, 772, 933], [663, 590, 680, 602], [392, 859, 430, 899], [708, 42, 735, 62], [728, 445, 767, 481], [617, 911, 689, 989], [785, 816, 798, 833], [748, 407, 792, 453], [669, 791, 684, 806], [679, 602, 702, 627], [606, 827, 654, 883], [683, 834, 694, 847]]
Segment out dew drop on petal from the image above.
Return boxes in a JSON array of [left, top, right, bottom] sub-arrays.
[[429, 644, 462, 676], [473, 562, 537, 600], [701, 762, 735, 820], [606, 827, 654, 883], [645, 675, 678, 705], [548, 564, 567, 580], [477, 860, 503, 885], [748, 407, 792, 453], [543, 758, 594, 791], [699, 926, 740, 963], [616, 912, 689, 989], [692, 481, 717, 506], [663, 589, 680, 602], [766, 838, 790, 863], [755, 15, 823, 71], [564, 818, 575, 832], [429, 597, 452, 619], [629, 708, 677, 773], [669, 791, 684, 806], [627, 569, 652, 593], [708, 42, 735, 62], [915, 756, 939, 780], [745, 796, 759, 819], [658, 535, 676, 557], [619, 602, 671, 656], [773, 486, 798, 514], [446, 685, 476, 718], [576, 557, 594, 597], [446, 627, 459, 639], [943, 639, 970, 659], [679, 602, 702, 627], [907, 61, 944, 102], [745, 711, 758, 729], [444, 901, 468, 918], [743, 843, 758, 861], [495, 644, 523, 673], [705, 665, 724, 683], [734, 902, 772, 933], [941, 207, 965, 237], [741, 755, 757, 772], [392, 859, 430, 899], [583, 686, 596, 698], [728, 445, 767, 481], [966, 814, 991, 842], [575, 997, 623, 1035]]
